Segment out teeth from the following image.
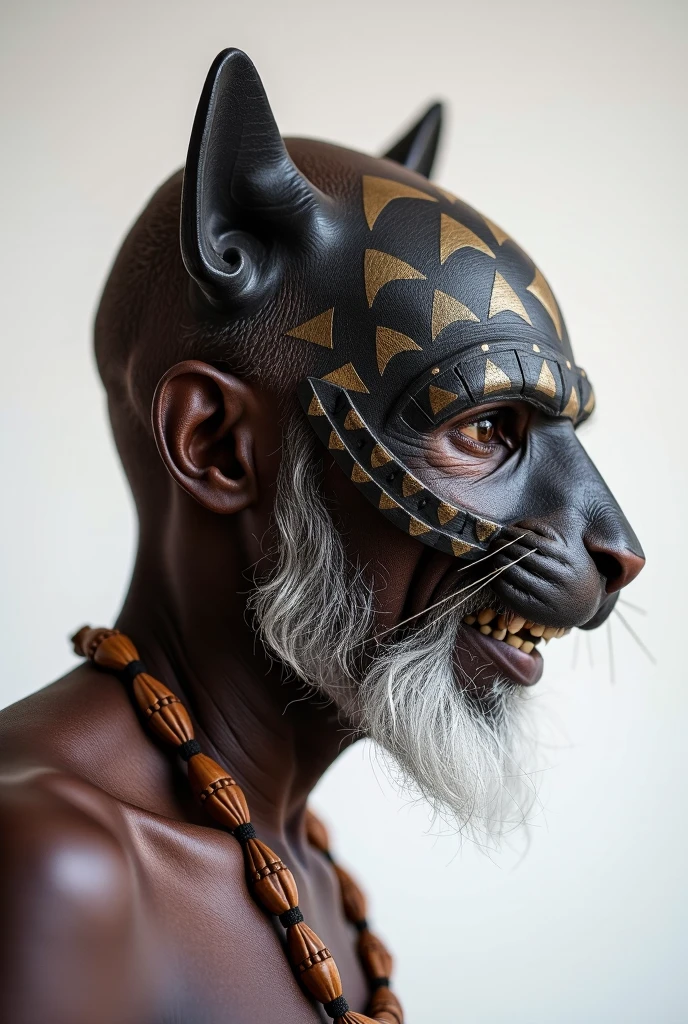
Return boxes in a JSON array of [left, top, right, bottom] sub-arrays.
[[507, 615, 526, 634], [463, 605, 573, 657], [477, 608, 496, 625]]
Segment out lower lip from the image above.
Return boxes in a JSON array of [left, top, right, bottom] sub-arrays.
[[457, 625, 544, 687]]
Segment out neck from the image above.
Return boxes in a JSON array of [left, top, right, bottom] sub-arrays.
[[115, 512, 353, 845]]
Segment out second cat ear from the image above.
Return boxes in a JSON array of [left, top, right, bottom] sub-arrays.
[[382, 102, 443, 178]]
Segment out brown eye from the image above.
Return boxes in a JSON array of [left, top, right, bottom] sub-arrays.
[[459, 418, 495, 443]]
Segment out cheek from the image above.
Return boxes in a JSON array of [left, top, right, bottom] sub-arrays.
[[321, 459, 423, 621]]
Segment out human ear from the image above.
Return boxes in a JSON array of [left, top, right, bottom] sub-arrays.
[[152, 359, 258, 514]]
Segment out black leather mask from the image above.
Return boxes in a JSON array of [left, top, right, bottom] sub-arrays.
[[180, 48, 636, 570], [292, 176, 595, 559]]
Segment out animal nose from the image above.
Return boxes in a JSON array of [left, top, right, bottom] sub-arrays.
[[585, 540, 646, 594]]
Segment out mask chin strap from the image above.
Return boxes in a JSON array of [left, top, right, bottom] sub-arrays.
[[298, 377, 502, 560]]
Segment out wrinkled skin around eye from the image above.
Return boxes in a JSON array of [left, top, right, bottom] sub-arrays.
[[409, 401, 534, 488]]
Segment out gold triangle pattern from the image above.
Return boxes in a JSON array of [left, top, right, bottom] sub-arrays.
[[583, 388, 595, 415], [351, 464, 372, 484], [488, 272, 532, 325], [428, 384, 458, 415], [376, 326, 422, 374], [440, 214, 495, 265], [562, 387, 580, 419], [535, 360, 557, 398], [402, 474, 423, 497], [476, 520, 498, 542], [322, 363, 369, 393], [371, 444, 393, 468], [365, 249, 426, 307], [344, 409, 365, 431], [483, 215, 509, 246], [362, 175, 437, 230], [409, 517, 432, 537], [437, 502, 459, 525], [483, 359, 512, 395], [527, 268, 563, 341], [451, 539, 473, 557], [328, 430, 345, 451], [379, 492, 400, 510], [431, 289, 479, 340], [286, 308, 334, 348], [308, 395, 325, 416]]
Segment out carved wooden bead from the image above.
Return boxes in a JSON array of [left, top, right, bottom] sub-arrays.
[[286, 921, 342, 1003], [243, 838, 298, 915], [90, 631, 139, 671], [358, 929, 393, 982], [132, 672, 194, 746], [187, 753, 250, 829], [334, 863, 367, 924], [72, 626, 123, 662], [305, 807, 330, 853], [367, 986, 403, 1024]]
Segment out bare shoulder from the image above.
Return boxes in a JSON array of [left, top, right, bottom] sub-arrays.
[[0, 667, 163, 1023], [0, 766, 152, 1023], [0, 661, 171, 804]]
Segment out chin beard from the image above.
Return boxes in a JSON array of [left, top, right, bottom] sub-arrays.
[[248, 413, 537, 844]]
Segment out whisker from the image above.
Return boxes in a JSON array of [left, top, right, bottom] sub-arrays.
[[618, 598, 647, 616], [607, 619, 616, 685], [393, 550, 537, 643], [613, 608, 657, 665], [370, 534, 525, 640]]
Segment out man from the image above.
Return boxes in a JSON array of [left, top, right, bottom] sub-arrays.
[[0, 49, 644, 1023]]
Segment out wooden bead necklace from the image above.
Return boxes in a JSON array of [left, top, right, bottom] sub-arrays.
[[72, 626, 404, 1024]]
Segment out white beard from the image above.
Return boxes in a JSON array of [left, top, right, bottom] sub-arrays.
[[248, 414, 537, 844]]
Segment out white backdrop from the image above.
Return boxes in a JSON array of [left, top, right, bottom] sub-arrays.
[[1, 1, 686, 1020]]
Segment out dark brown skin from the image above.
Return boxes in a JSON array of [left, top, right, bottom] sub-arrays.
[[0, 166, 643, 1022], [0, 366, 460, 1024]]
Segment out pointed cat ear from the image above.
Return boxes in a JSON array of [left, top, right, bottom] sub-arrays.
[[382, 102, 443, 178], [181, 49, 328, 313]]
